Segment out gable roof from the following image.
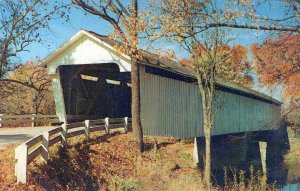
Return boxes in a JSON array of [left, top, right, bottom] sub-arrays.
[[40, 30, 282, 105]]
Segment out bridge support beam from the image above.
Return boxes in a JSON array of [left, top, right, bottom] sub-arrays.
[[259, 141, 267, 175], [50, 72, 67, 124], [193, 137, 206, 168], [193, 137, 199, 167]]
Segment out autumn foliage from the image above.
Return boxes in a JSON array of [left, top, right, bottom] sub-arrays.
[[181, 43, 253, 88], [0, 132, 203, 191], [251, 34, 300, 100], [0, 62, 55, 115]]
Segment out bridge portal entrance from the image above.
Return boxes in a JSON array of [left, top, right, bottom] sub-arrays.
[[58, 63, 131, 123]]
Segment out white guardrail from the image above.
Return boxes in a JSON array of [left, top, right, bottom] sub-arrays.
[[0, 114, 59, 127], [15, 117, 132, 183]]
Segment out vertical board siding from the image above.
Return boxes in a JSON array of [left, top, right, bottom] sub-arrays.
[[140, 65, 281, 138], [140, 65, 203, 138], [47, 36, 131, 75]]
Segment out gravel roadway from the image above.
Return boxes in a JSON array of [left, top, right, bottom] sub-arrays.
[[0, 126, 55, 149]]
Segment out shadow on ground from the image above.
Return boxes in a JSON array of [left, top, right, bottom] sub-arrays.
[[29, 132, 119, 191]]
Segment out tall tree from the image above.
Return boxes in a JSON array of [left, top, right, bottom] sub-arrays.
[[154, 0, 299, 187], [0, 0, 69, 79], [251, 33, 300, 115], [0, 62, 54, 115], [181, 44, 253, 88], [71, 0, 146, 151], [158, 3, 236, 184], [251, 34, 300, 100], [181, 28, 234, 189]]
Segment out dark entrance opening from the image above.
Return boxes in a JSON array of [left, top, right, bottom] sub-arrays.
[[59, 63, 131, 122]]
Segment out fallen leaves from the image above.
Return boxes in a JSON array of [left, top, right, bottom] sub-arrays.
[[0, 132, 200, 191]]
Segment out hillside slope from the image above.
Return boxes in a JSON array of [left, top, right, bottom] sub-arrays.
[[0, 131, 278, 190]]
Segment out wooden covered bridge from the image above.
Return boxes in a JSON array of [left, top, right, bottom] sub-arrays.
[[41, 30, 287, 175], [41, 30, 282, 139]]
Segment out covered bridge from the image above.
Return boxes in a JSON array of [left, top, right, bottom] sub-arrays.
[[41, 30, 282, 139]]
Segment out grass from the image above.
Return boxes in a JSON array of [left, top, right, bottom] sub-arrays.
[[0, 145, 17, 189], [0, 130, 280, 191]]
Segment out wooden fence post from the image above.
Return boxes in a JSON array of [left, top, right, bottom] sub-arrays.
[[0, 114, 3, 128], [105, 117, 110, 134], [31, 114, 36, 127], [84, 120, 90, 140], [61, 124, 68, 147], [15, 144, 28, 183], [124, 117, 128, 133], [41, 132, 49, 162]]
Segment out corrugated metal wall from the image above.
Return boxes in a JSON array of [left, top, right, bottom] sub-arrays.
[[140, 65, 281, 138]]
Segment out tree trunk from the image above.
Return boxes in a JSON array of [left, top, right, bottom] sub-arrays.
[[204, 121, 211, 189], [131, 56, 144, 152], [131, 0, 144, 152], [197, 78, 212, 188]]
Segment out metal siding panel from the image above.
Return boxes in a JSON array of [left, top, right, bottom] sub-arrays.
[[210, 88, 280, 136], [140, 65, 204, 138], [140, 65, 281, 138]]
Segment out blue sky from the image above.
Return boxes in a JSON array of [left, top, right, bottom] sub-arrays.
[[17, 1, 297, 101], [18, 7, 111, 62], [20, 0, 291, 62]]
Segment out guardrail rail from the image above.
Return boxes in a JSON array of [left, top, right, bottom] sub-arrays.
[[15, 117, 131, 183], [0, 114, 59, 127]]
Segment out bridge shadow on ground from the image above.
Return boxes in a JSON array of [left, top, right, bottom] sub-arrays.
[[196, 124, 291, 187], [28, 132, 119, 191], [143, 141, 176, 152]]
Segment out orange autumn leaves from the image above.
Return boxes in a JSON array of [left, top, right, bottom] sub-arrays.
[[251, 34, 300, 100], [181, 33, 299, 100], [181, 44, 253, 88]]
